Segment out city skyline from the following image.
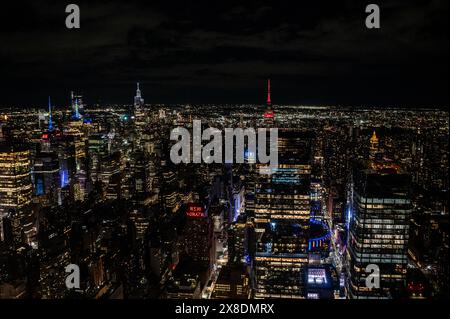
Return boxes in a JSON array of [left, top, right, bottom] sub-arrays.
[[1, 80, 448, 110], [1, 87, 448, 300]]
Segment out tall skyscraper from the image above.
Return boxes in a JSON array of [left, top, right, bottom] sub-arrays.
[[263, 79, 275, 126], [48, 96, 53, 132], [134, 82, 145, 109], [70, 91, 83, 120], [132, 82, 147, 150], [253, 131, 313, 298], [369, 130, 379, 163], [183, 203, 213, 266], [0, 143, 34, 244], [33, 152, 61, 206], [86, 134, 109, 182], [346, 163, 411, 299], [0, 143, 33, 214]]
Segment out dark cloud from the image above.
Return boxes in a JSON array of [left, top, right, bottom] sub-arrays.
[[0, 0, 448, 107]]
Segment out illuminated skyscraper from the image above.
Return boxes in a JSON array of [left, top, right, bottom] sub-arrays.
[[253, 131, 313, 298], [132, 82, 147, 150], [33, 152, 61, 206], [0, 143, 33, 214], [347, 164, 411, 299], [134, 82, 145, 108], [70, 91, 83, 120], [183, 203, 213, 266], [130, 151, 152, 196], [48, 96, 53, 132], [228, 214, 248, 265], [0, 143, 34, 245], [59, 132, 87, 202], [86, 134, 108, 182], [369, 130, 379, 163], [39, 97, 55, 153], [263, 79, 275, 126]]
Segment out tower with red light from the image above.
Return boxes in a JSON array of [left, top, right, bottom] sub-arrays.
[[263, 79, 275, 124], [41, 96, 54, 152]]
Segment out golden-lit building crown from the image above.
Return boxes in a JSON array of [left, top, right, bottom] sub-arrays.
[[370, 130, 378, 143]]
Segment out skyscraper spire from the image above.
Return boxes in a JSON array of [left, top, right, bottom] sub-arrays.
[[48, 96, 53, 131], [369, 130, 380, 164], [74, 98, 80, 119], [134, 82, 144, 108], [267, 78, 271, 105], [370, 130, 378, 142], [263, 78, 275, 121], [136, 82, 141, 98]]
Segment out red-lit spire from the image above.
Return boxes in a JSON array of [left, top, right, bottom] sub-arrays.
[[263, 78, 274, 119], [267, 78, 271, 105]]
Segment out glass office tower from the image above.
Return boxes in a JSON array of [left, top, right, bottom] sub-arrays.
[[253, 131, 313, 298], [347, 166, 411, 299]]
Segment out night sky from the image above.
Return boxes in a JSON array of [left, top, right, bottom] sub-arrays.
[[0, 0, 448, 108]]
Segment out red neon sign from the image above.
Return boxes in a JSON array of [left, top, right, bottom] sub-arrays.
[[186, 203, 205, 218]]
